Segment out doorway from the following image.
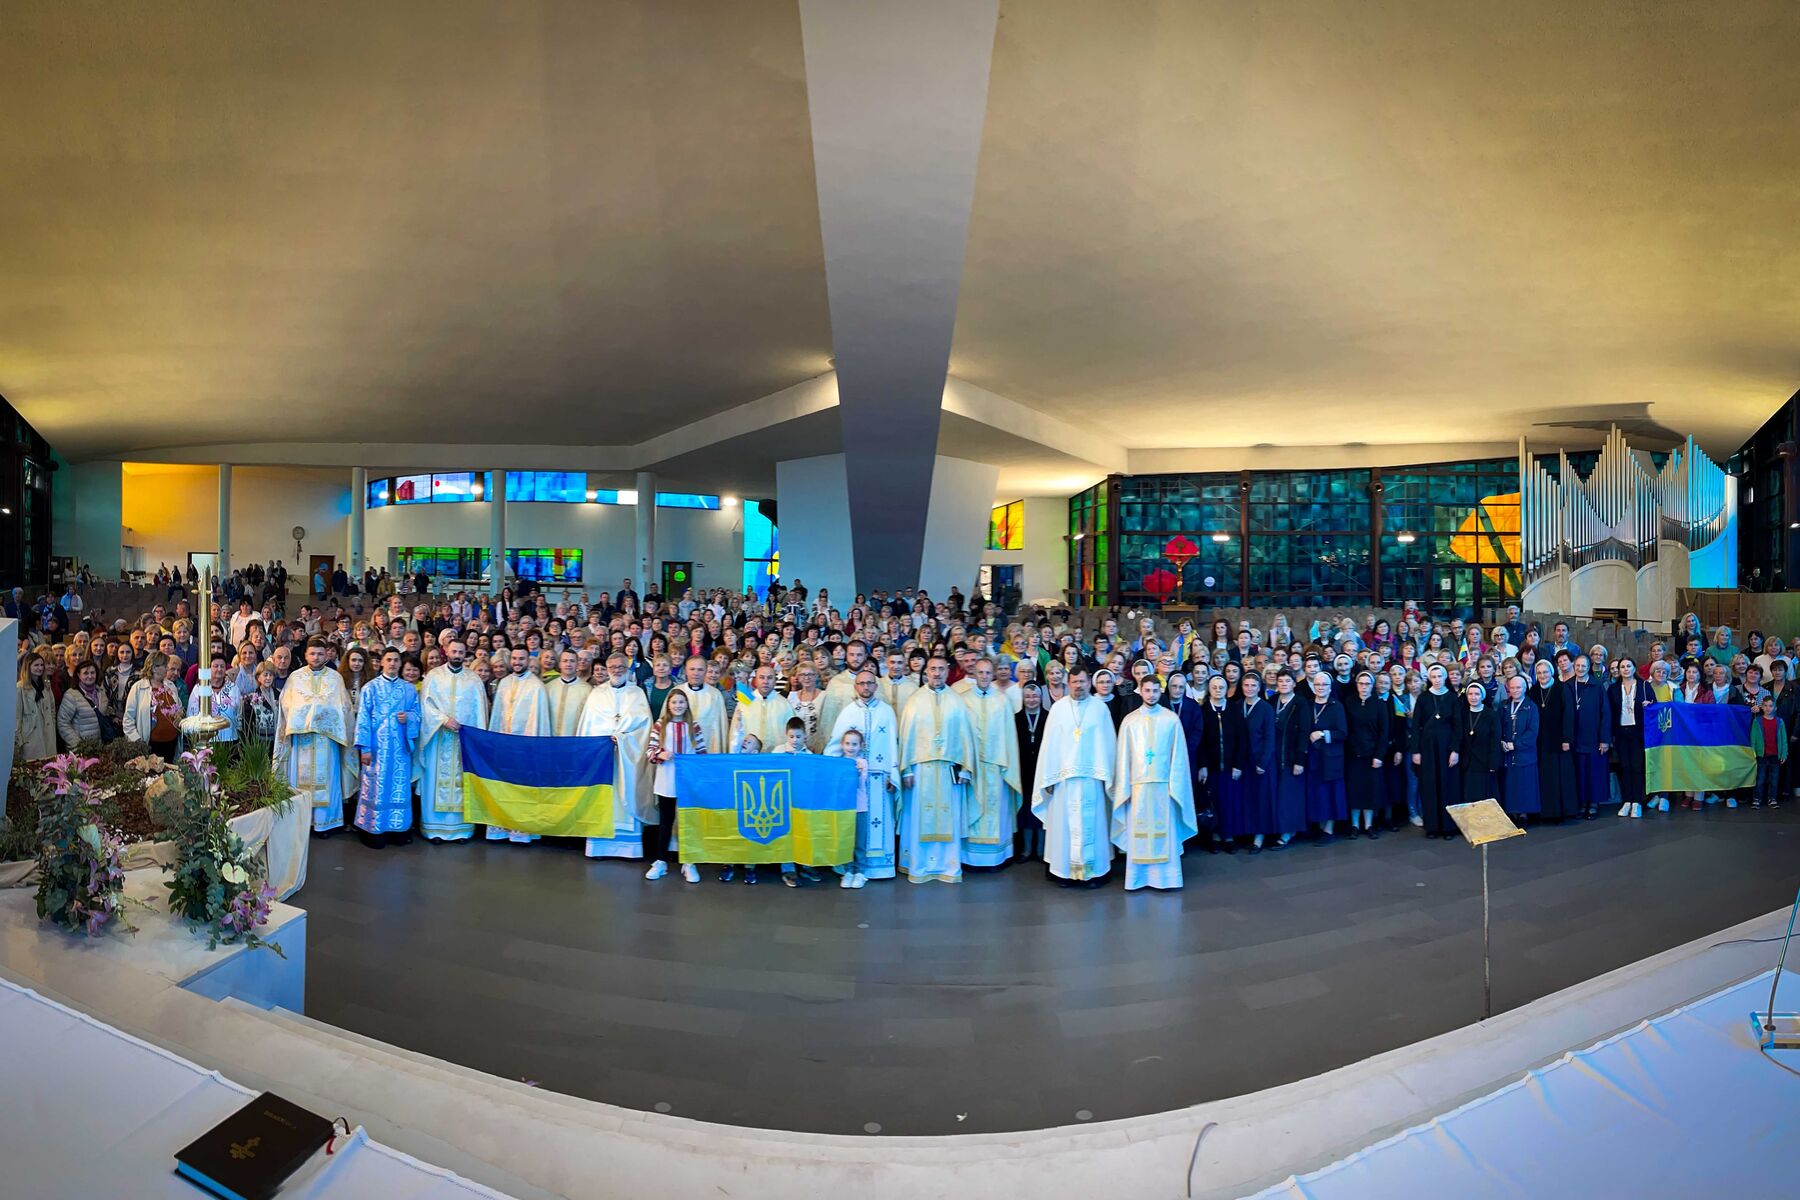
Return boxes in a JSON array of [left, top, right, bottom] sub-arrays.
[[309, 554, 336, 596], [661, 561, 693, 601]]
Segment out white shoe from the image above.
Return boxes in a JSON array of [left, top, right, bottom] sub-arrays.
[[1617, 803, 1631, 818], [1410, 814, 1424, 828], [681, 863, 700, 884], [840, 872, 856, 889], [1631, 802, 1643, 819], [644, 861, 668, 880], [851, 873, 868, 889], [1728, 797, 1738, 809]]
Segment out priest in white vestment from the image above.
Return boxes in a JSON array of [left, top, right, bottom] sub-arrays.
[[729, 665, 795, 754], [580, 652, 654, 859], [486, 647, 550, 843], [274, 637, 356, 833], [1112, 675, 1199, 891], [825, 667, 900, 884], [416, 640, 488, 841], [960, 658, 1023, 868], [898, 657, 978, 883], [819, 641, 872, 741], [1032, 667, 1117, 885], [545, 649, 592, 736], [677, 656, 727, 754]]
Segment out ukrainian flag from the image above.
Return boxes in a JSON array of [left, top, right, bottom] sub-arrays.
[[675, 754, 858, 866], [1645, 702, 1755, 793], [459, 726, 616, 837]]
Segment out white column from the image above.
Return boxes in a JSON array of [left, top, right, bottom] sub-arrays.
[[217, 464, 232, 575], [635, 471, 657, 595], [488, 471, 507, 588], [348, 466, 367, 580]]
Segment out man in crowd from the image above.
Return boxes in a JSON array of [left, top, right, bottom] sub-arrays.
[[580, 652, 654, 862], [418, 638, 487, 842], [1111, 673, 1198, 890], [275, 635, 356, 835], [960, 658, 1022, 870], [826, 666, 900, 885], [897, 655, 977, 884], [1033, 666, 1116, 887], [487, 646, 550, 843], [354, 645, 420, 847]]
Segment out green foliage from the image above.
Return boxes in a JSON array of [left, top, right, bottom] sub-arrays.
[[213, 739, 295, 815], [32, 755, 134, 937], [158, 748, 284, 955]]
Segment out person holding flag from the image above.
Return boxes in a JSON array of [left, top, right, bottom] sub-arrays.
[[486, 646, 550, 843], [825, 666, 900, 886], [579, 651, 654, 863]]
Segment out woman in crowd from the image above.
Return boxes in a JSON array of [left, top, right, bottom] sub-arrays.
[[1458, 680, 1502, 806], [1411, 662, 1461, 839], [1499, 672, 1538, 820], [1269, 670, 1306, 851], [16, 654, 57, 760], [1342, 670, 1388, 839], [1302, 670, 1347, 843]]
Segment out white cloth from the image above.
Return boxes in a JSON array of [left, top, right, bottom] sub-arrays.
[[544, 674, 592, 736], [0, 976, 514, 1199], [274, 666, 355, 833], [730, 688, 795, 753], [678, 682, 728, 755]]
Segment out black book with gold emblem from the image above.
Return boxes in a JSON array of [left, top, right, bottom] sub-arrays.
[[174, 1091, 333, 1200]]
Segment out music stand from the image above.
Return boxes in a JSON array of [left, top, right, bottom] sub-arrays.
[[1448, 799, 1524, 1020]]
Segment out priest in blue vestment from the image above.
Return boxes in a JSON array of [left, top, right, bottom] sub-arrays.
[[354, 646, 421, 846]]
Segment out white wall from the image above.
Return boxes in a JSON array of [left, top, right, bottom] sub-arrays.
[[776, 455, 856, 603], [1569, 560, 1635, 617], [982, 495, 1065, 604], [919, 456, 1001, 598], [365, 500, 743, 594], [121, 464, 349, 576]]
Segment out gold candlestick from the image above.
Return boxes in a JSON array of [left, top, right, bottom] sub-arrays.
[[180, 564, 229, 749]]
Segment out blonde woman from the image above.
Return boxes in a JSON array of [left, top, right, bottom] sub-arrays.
[[17, 655, 57, 759]]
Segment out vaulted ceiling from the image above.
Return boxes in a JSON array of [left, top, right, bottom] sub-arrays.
[[3, 0, 1797, 498]]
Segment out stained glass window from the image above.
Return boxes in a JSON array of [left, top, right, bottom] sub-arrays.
[[988, 500, 1023, 550]]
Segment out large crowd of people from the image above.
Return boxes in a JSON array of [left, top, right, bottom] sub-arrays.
[[11, 572, 1790, 892]]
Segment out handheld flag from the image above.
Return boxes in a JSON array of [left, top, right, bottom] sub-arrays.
[[675, 753, 858, 866], [460, 726, 616, 837], [1645, 702, 1754, 793]]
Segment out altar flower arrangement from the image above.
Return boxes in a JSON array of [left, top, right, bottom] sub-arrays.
[[151, 746, 283, 954], [33, 753, 133, 936]]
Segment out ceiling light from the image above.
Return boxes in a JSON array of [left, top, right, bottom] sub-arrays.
[[586, 490, 598, 502], [472, 482, 484, 498], [1071, 533, 1085, 541], [1396, 531, 1417, 544], [617, 490, 638, 506], [722, 495, 740, 507], [1211, 532, 1231, 543], [0, 507, 11, 515], [1789, 522, 1799, 530]]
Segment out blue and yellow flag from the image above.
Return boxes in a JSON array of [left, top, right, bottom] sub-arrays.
[[675, 754, 858, 866], [1645, 702, 1755, 793], [459, 726, 615, 837]]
